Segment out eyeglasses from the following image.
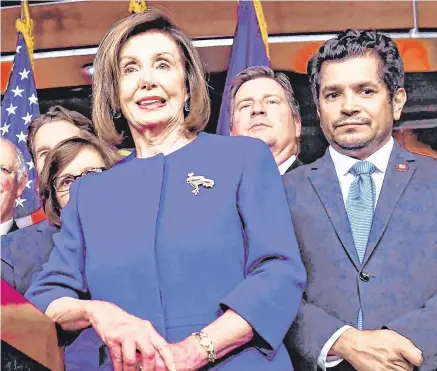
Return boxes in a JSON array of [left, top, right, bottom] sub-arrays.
[[1, 165, 14, 176], [53, 167, 107, 194]]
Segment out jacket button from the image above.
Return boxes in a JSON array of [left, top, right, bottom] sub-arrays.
[[360, 272, 370, 282]]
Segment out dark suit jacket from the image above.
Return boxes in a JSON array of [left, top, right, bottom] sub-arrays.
[[283, 142, 437, 371], [1, 219, 58, 294], [284, 157, 303, 174]]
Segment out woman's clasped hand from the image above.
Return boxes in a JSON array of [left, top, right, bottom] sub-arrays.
[[86, 301, 176, 371]]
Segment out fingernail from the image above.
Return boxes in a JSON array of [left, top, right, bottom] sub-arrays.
[[415, 348, 422, 354]]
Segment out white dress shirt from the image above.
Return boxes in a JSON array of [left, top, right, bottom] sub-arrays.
[[278, 154, 297, 175], [0, 218, 14, 236], [317, 137, 394, 370]]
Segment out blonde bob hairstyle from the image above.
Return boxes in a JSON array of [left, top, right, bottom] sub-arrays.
[[92, 8, 211, 146]]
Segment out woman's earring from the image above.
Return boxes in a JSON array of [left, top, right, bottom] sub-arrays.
[[184, 99, 190, 113], [112, 109, 121, 119]]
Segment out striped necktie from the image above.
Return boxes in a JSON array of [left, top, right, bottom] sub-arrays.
[[346, 160, 376, 329]]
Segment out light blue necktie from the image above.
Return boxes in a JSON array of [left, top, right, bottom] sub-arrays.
[[346, 161, 376, 329]]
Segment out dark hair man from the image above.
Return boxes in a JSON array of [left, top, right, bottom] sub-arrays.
[[27, 105, 96, 174], [284, 29, 436, 371]]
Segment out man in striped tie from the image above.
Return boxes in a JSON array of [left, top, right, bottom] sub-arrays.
[[283, 29, 437, 371]]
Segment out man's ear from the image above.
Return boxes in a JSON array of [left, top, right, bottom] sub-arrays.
[[393, 88, 407, 121], [15, 171, 28, 199]]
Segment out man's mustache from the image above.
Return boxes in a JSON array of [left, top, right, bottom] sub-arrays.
[[332, 116, 371, 128]]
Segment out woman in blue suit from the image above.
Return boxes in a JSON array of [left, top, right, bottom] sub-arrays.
[[26, 9, 306, 371]]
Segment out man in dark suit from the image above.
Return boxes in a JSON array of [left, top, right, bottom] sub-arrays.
[[283, 29, 436, 371], [229, 66, 303, 174], [0, 138, 28, 236]]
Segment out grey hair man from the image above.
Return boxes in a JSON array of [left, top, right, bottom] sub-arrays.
[[229, 66, 303, 174], [0, 138, 28, 235]]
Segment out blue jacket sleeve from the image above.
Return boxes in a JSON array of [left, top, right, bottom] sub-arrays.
[[219, 139, 306, 358], [25, 180, 88, 313]]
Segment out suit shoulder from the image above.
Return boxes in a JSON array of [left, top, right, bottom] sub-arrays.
[[198, 133, 272, 164], [414, 153, 437, 168], [1, 220, 55, 261], [200, 132, 269, 151], [4, 221, 42, 241], [412, 153, 437, 181], [283, 161, 314, 186]]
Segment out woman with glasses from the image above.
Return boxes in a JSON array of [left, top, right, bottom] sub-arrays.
[[28, 135, 120, 371], [39, 135, 120, 227]]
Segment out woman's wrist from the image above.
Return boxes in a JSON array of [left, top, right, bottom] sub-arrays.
[[191, 331, 216, 363], [83, 299, 97, 322], [45, 297, 94, 331], [181, 335, 210, 370], [166, 336, 209, 371]]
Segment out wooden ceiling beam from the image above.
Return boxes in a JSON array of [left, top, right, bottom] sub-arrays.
[[2, 38, 436, 93], [2, 0, 436, 93], [1, 1, 417, 54]]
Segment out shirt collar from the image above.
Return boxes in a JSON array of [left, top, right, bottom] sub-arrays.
[[0, 218, 14, 236], [329, 137, 394, 176], [278, 154, 297, 175]]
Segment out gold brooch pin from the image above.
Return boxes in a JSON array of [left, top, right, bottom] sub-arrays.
[[186, 172, 214, 195]]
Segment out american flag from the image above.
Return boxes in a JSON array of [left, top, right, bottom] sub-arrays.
[[216, 0, 270, 136], [1, 33, 41, 224]]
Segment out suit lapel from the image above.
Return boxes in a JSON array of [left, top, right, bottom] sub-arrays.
[[286, 158, 303, 173], [309, 152, 361, 269], [363, 142, 416, 265]]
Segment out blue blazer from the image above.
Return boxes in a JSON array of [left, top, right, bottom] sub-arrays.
[[1, 219, 58, 294], [26, 132, 306, 371], [283, 142, 437, 371]]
